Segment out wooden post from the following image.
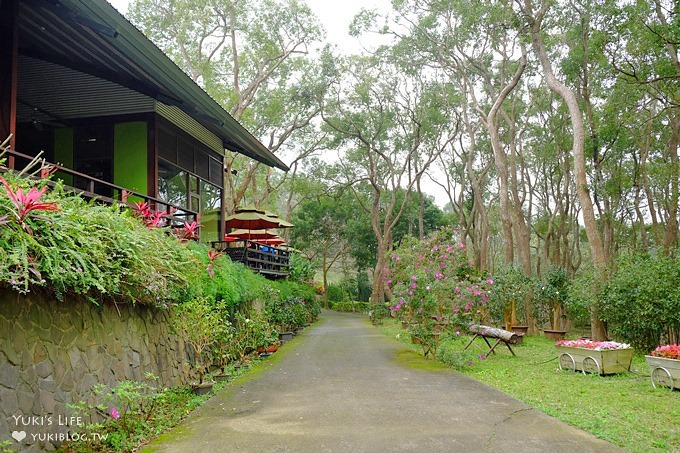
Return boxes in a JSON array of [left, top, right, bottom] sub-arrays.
[[0, 0, 18, 148]]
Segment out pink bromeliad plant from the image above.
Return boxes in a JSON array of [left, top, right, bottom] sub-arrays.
[[384, 228, 492, 330], [0, 175, 59, 231], [555, 339, 631, 350], [650, 344, 680, 360]]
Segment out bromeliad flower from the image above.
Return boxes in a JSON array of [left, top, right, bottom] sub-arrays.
[[0, 176, 59, 228], [181, 220, 200, 239], [206, 249, 222, 279]]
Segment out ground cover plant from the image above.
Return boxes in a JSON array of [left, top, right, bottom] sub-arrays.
[[377, 318, 680, 452]]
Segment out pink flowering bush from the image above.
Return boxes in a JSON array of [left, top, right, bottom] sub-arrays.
[[555, 339, 631, 350], [650, 344, 680, 360], [384, 228, 492, 333]]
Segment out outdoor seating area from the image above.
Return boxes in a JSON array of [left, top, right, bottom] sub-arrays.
[[211, 205, 294, 279], [211, 239, 290, 278]]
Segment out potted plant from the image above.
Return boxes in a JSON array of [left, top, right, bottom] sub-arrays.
[[555, 339, 633, 375], [645, 344, 680, 390], [265, 297, 296, 342], [256, 320, 280, 355], [171, 297, 221, 393], [536, 267, 569, 339], [487, 266, 533, 334], [211, 318, 236, 382]]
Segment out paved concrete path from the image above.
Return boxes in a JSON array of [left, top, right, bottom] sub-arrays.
[[143, 311, 623, 453]]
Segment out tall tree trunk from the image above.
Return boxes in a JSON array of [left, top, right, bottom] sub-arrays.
[[486, 53, 526, 266], [526, 1, 608, 340], [654, 0, 680, 252], [663, 116, 680, 252], [462, 109, 490, 272], [505, 111, 532, 276]]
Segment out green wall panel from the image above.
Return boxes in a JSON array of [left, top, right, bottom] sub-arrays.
[[114, 122, 148, 196], [53, 128, 73, 185]]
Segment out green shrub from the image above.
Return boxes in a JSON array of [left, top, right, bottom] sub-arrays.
[[435, 334, 479, 370], [325, 282, 346, 303], [487, 266, 534, 327], [288, 251, 316, 282], [330, 300, 369, 312], [534, 267, 569, 330], [63, 374, 208, 453], [0, 173, 193, 306], [564, 265, 595, 326], [599, 252, 680, 352]]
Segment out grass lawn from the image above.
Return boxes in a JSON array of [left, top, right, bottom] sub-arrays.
[[377, 318, 679, 452]]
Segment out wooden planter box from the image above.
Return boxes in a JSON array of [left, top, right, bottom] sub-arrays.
[[544, 329, 567, 340], [556, 346, 633, 375], [645, 355, 680, 390], [279, 331, 294, 343], [510, 325, 529, 334]]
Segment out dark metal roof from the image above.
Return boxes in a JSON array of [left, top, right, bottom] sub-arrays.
[[16, 0, 289, 171]]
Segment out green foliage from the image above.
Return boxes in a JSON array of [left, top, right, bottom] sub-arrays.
[[326, 275, 372, 304], [487, 266, 535, 326], [264, 292, 319, 332], [564, 265, 597, 325], [325, 282, 345, 303], [231, 310, 276, 358], [436, 333, 480, 370], [0, 172, 195, 305], [62, 375, 209, 453], [599, 253, 680, 352], [170, 297, 223, 382], [182, 243, 249, 310], [288, 251, 316, 283], [534, 267, 569, 328], [330, 300, 370, 312]]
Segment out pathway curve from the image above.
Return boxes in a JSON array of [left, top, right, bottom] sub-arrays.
[[143, 311, 623, 453]]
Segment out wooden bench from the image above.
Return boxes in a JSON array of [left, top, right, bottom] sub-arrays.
[[463, 324, 520, 357]]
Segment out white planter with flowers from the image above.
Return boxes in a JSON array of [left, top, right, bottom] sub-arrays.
[[555, 339, 633, 375], [645, 344, 680, 390]]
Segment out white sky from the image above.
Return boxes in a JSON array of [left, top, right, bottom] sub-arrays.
[[107, 0, 391, 54], [106, 0, 449, 206]]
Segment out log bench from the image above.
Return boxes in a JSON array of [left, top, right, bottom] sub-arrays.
[[463, 324, 520, 357]]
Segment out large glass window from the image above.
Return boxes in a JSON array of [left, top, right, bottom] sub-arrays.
[[156, 118, 225, 241], [158, 160, 188, 209], [200, 180, 222, 242]]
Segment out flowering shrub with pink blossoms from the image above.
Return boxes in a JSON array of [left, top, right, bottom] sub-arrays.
[[650, 344, 680, 360], [384, 228, 492, 332], [555, 339, 631, 350]]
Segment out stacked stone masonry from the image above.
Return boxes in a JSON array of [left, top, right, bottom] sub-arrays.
[[0, 290, 194, 451]]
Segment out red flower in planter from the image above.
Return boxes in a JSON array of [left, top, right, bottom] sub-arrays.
[[651, 344, 680, 360]]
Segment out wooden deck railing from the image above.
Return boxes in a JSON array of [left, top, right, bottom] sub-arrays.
[[211, 239, 290, 279], [0, 147, 198, 228]]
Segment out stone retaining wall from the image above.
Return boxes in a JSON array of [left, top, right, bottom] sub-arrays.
[[0, 290, 193, 451]]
